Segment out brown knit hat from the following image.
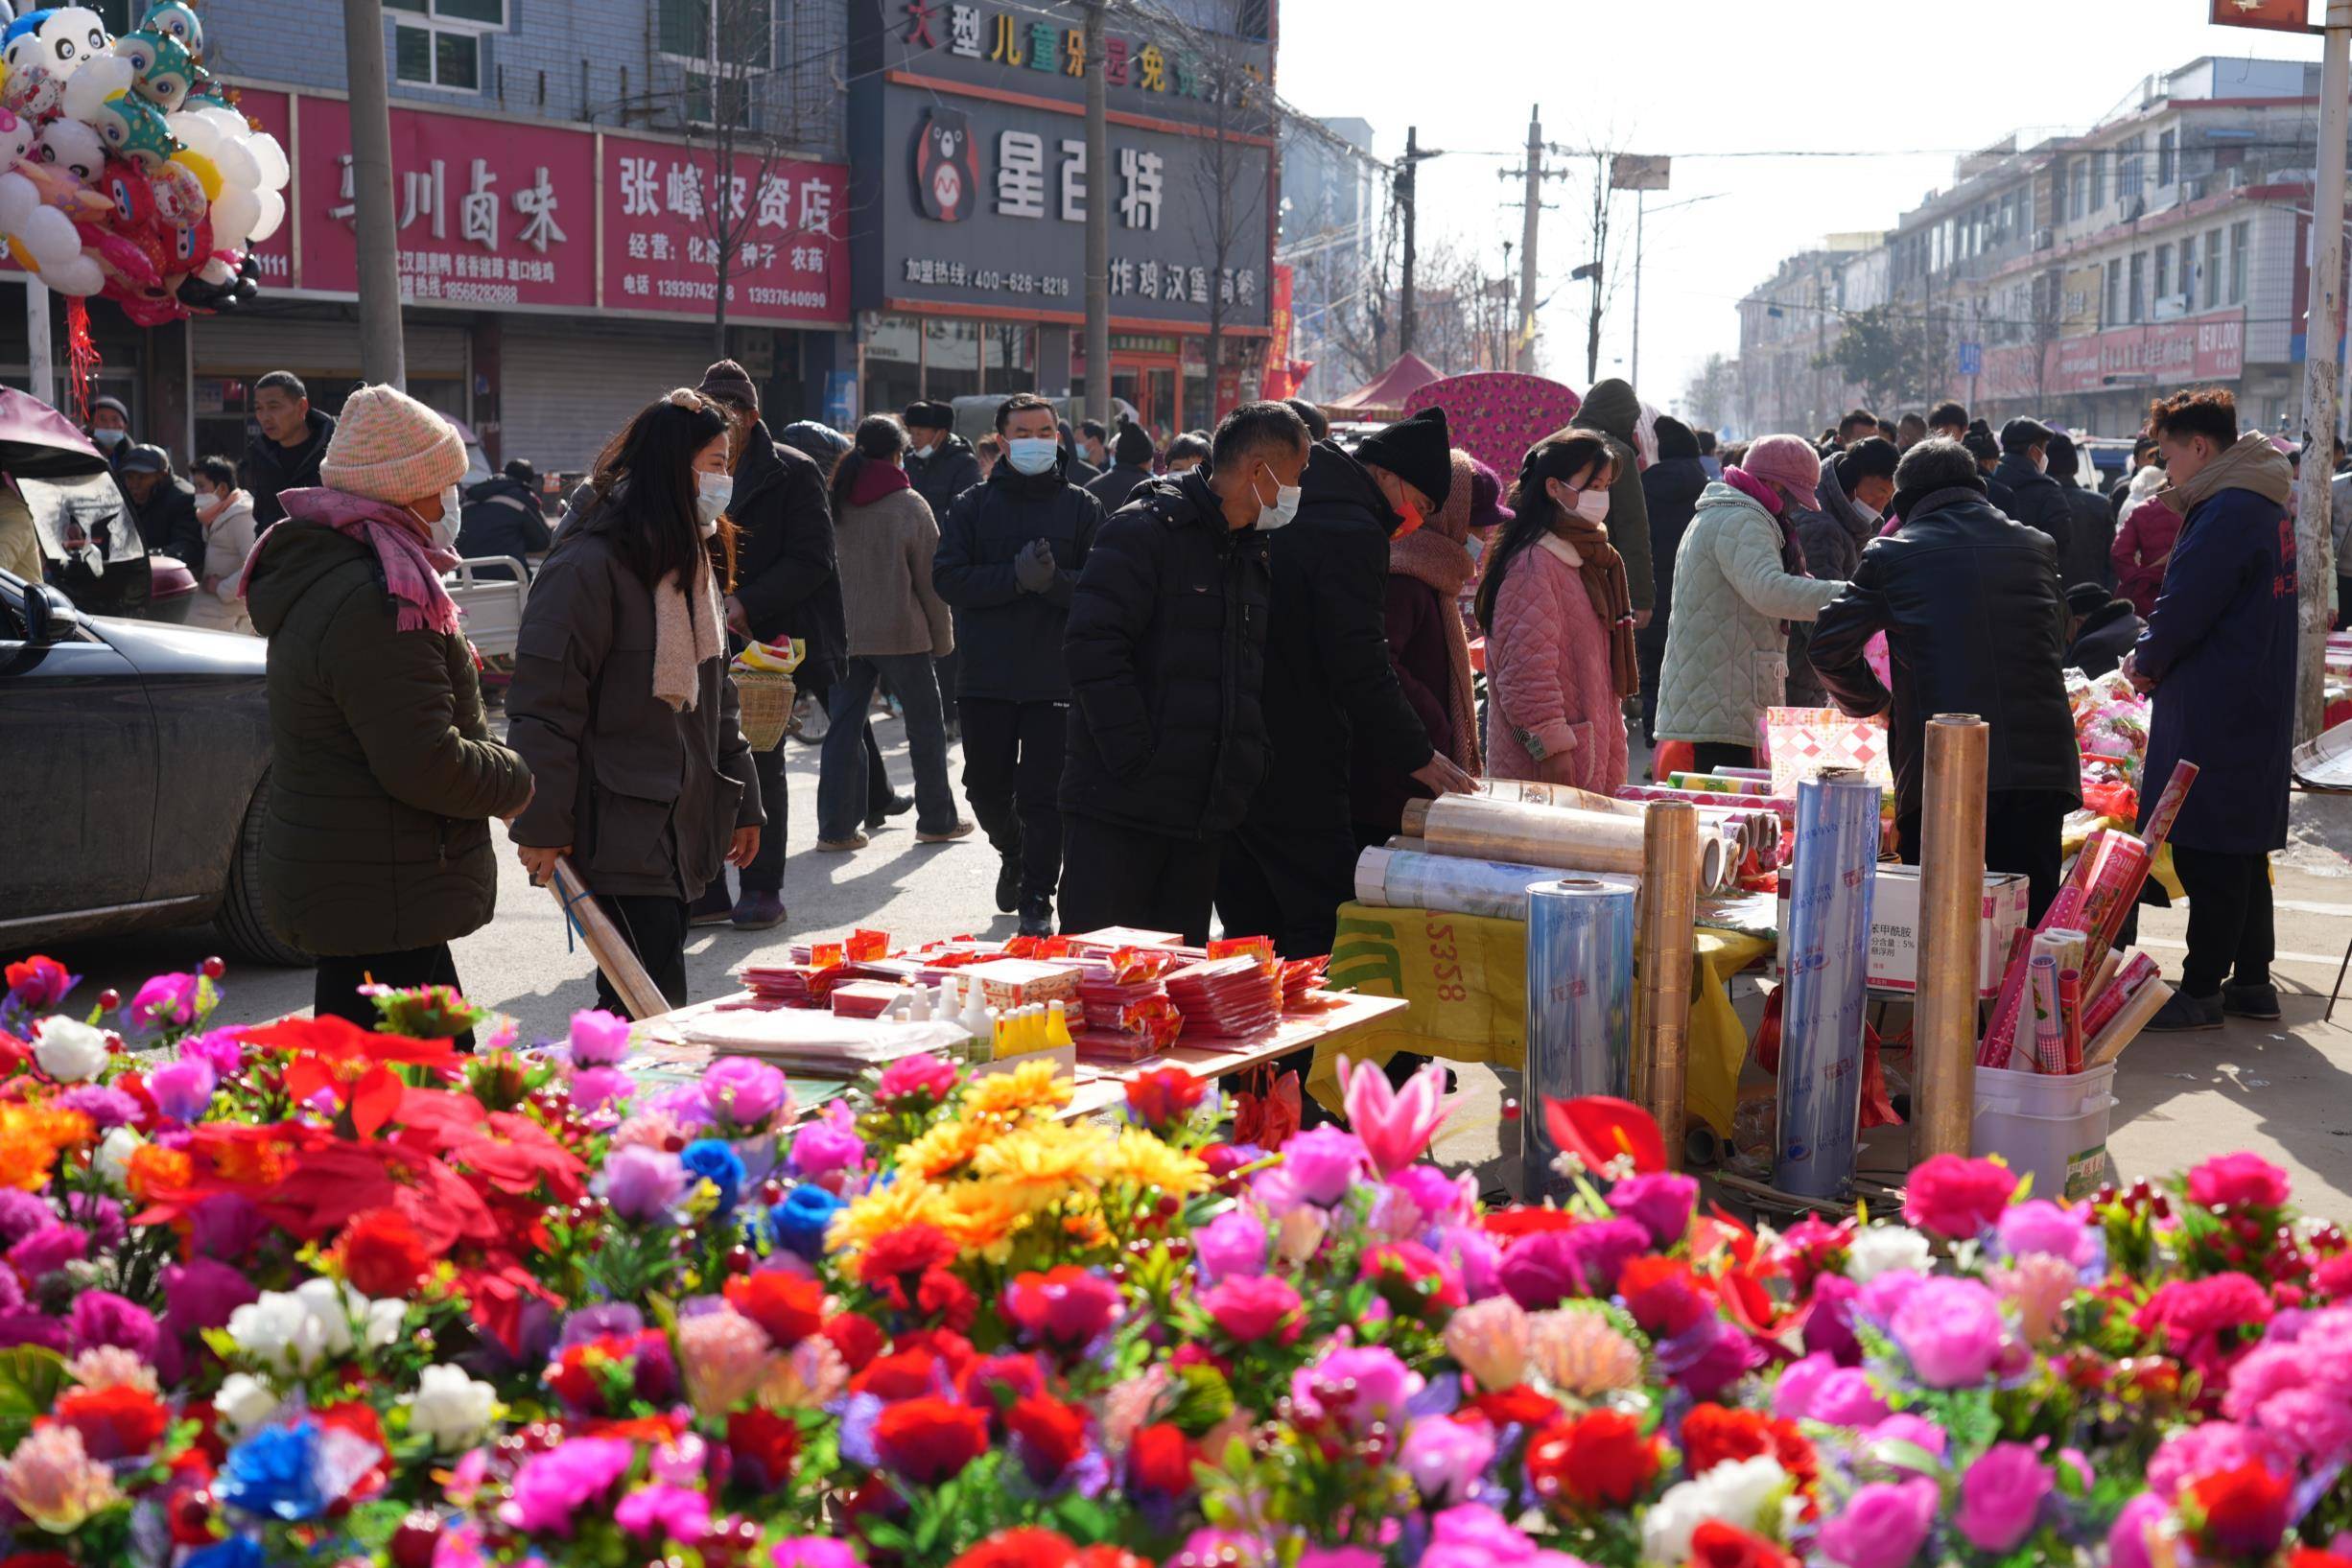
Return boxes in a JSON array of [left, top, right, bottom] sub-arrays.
[[697, 359, 760, 414], [318, 385, 466, 505]]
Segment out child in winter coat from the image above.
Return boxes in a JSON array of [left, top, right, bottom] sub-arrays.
[[2111, 463, 2181, 620], [188, 455, 257, 635], [1477, 432, 1636, 792]]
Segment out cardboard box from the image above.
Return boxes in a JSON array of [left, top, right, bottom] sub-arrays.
[[957, 958, 1084, 1012], [1776, 867, 2027, 998]]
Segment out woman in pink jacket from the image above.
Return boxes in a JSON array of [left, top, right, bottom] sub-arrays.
[[1477, 432, 1637, 790], [2110, 464, 2182, 619]]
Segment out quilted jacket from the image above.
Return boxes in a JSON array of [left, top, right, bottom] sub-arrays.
[[1485, 533, 1630, 793], [1654, 481, 1842, 748]]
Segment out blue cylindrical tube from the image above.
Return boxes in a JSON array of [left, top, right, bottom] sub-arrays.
[[1774, 770, 1881, 1200], [1523, 875, 1636, 1201]]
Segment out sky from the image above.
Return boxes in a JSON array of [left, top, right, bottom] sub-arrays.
[[1277, 0, 2327, 414]]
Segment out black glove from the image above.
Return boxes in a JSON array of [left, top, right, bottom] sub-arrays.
[[1013, 538, 1056, 593]]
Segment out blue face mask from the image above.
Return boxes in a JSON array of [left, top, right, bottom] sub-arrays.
[[1006, 437, 1059, 477]]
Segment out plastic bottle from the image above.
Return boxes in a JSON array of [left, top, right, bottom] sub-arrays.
[[1047, 999, 1072, 1049], [960, 978, 992, 1041], [908, 983, 931, 1022]]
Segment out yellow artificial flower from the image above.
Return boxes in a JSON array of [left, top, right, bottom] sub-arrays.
[[937, 1180, 1037, 1260], [899, 1116, 992, 1182], [1104, 1127, 1211, 1199], [828, 1173, 955, 1255], [971, 1119, 1110, 1194], [960, 1059, 1072, 1120]]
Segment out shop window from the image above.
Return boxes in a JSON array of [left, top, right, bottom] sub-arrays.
[[388, 0, 504, 91], [863, 313, 922, 424], [924, 318, 981, 403], [659, 0, 773, 128]]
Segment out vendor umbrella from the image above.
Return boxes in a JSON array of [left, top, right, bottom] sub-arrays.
[[0, 386, 112, 480]]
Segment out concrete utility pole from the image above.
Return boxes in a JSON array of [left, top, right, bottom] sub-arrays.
[[24, 278, 50, 410], [1516, 108, 1541, 373], [2295, 0, 2350, 743], [1399, 126, 1421, 357], [1080, 0, 1109, 430], [1630, 190, 1646, 388], [343, 0, 407, 388]]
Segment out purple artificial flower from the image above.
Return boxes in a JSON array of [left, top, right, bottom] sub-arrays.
[[1298, 1550, 1384, 1568], [1562, 1217, 1649, 1295], [1388, 1164, 1477, 1229], [647, 1083, 716, 1131], [67, 1289, 160, 1362], [568, 1009, 632, 1067], [1818, 1477, 1939, 1568], [1264, 1125, 1368, 1209], [1497, 1230, 1584, 1309], [1609, 1171, 1699, 1248], [1194, 1209, 1269, 1284], [769, 1541, 861, 1568], [190, 1194, 269, 1261], [787, 1101, 864, 1179], [560, 1304, 647, 1349], [1956, 1442, 2052, 1554], [612, 1481, 711, 1544], [178, 1027, 246, 1077], [1655, 1314, 1765, 1398], [1996, 1199, 2092, 1268], [130, 972, 199, 1030], [8, 1222, 87, 1280], [147, 1057, 218, 1123], [5, 956, 76, 1011], [163, 1258, 259, 1333], [1423, 1503, 1564, 1568], [702, 1057, 791, 1132], [1802, 1272, 1864, 1365], [57, 1085, 140, 1131], [570, 1067, 636, 1115], [64, 1194, 124, 1250], [600, 1145, 687, 1224], [497, 1437, 637, 1536], [1889, 1276, 2005, 1388], [0, 1189, 50, 1250], [1399, 1415, 1495, 1505]]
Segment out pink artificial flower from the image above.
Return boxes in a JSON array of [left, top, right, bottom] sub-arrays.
[[1201, 1275, 1303, 1345], [612, 1481, 712, 1543], [1609, 1171, 1699, 1248], [788, 1101, 865, 1180], [1889, 1277, 2005, 1388], [2146, 1420, 2290, 1501], [2187, 1152, 2292, 1211], [0, 1423, 120, 1532], [1338, 1053, 1449, 1176], [1901, 1153, 2018, 1239], [677, 1306, 773, 1417], [1399, 1415, 1495, 1505], [875, 1052, 959, 1105], [1996, 1200, 2092, 1267], [497, 1437, 637, 1536], [130, 972, 199, 1030], [1863, 1414, 1949, 1474], [146, 1057, 217, 1122], [1193, 1208, 1269, 1283], [571, 1067, 636, 1115], [1259, 1125, 1368, 1210], [771, 1541, 861, 1568], [1773, 1351, 1888, 1426], [2106, 1492, 2170, 1568], [702, 1057, 792, 1132], [1818, 1477, 1938, 1568], [568, 1009, 632, 1066], [1290, 1345, 1422, 1439], [1445, 1296, 1530, 1390], [1956, 1442, 2051, 1554]]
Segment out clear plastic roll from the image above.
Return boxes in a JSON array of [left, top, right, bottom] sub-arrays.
[[1523, 876, 1636, 1202], [1772, 770, 1880, 1201]]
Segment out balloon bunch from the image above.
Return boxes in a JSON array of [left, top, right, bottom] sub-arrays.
[[0, 2, 285, 325]]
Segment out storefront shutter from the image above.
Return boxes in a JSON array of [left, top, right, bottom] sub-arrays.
[[189, 316, 469, 380], [497, 326, 727, 476]]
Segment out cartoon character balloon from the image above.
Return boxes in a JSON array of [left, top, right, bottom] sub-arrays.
[[113, 29, 193, 113], [138, 2, 200, 56]]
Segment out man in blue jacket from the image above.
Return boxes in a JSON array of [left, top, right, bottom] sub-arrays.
[[2126, 388, 2297, 1030]]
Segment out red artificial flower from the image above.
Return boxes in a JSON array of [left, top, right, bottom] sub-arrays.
[[724, 1270, 825, 1349], [1360, 1240, 1466, 1313], [1618, 1254, 1711, 1337], [337, 1206, 435, 1298], [2186, 1461, 2294, 1560], [240, 1013, 457, 1065], [821, 1312, 885, 1372], [959, 1352, 1047, 1414], [858, 1224, 959, 1289], [1005, 1393, 1090, 1485], [915, 1267, 977, 1332], [1126, 1422, 1194, 1499], [725, 1406, 800, 1489], [1680, 1404, 1819, 1500], [1901, 1154, 2018, 1240], [51, 1384, 169, 1462], [1074, 1550, 1154, 1568], [947, 1530, 1079, 1568], [2290, 1551, 2352, 1568], [4, 955, 73, 1011], [1525, 1408, 1661, 1512], [2135, 1274, 2275, 1372], [1542, 1095, 1665, 1176], [1481, 1206, 1580, 1243], [894, 1327, 977, 1376], [2187, 1153, 2293, 1212], [313, 1400, 389, 1503], [852, 1348, 948, 1403], [1688, 1519, 1799, 1568], [872, 1395, 990, 1486], [1001, 1266, 1123, 1349], [1124, 1067, 1207, 1131], [1467, 1384, 1562, 1428], [1, 1554, 82, 1568]]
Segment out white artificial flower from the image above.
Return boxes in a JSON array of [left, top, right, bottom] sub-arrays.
[[1846, 1224, 1933, 1283], [230, 1280, 369, 1374], [405, 1364, 496, 1452], [215, 1372, 280, 1436], [361, 1295, 406, 1351], [1640, 1456, 1794, 1564], [92, 1125, 143, 1189], [32, 1016, 109, 1083]]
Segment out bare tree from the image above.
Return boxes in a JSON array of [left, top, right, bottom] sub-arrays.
[[1184, 35, 1273, 418], [676, 0, 791, 357], [1682, 352, 1737, 431], [2026, 267, 2065, 413]]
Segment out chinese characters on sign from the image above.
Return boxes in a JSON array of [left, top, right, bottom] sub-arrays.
[[913, 0, 1254, 108], [602, 134, 847, 320], [901, 256, 1070, 298]]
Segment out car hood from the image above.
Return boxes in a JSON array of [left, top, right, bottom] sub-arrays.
[[94, 611, 269, 678]]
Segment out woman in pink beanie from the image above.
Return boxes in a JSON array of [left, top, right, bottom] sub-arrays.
[[240, 384, 533, 1040]]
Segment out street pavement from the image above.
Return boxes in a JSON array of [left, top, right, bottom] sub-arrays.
[[36, 708, 2352, 1214]]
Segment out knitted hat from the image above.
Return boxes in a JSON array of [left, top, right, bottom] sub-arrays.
[[1114, 422, 1155, 468], [903, 400, 954, 431], [1465, 456, 1513, 530], [90, 395, 129, 423], [318, 385, 466, 504], [697, 359, 760, 414], [1356, 406, 1453, 509], [1740, 433, 1822, 511]]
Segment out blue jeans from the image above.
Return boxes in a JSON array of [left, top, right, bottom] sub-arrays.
[[818, 652, 956, 839]]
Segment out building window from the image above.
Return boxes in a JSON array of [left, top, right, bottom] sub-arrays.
[[2070, 159, 2088, 221], [863, 313, 922, 419], [2119, 135, 2145, 201], [2128, 251, 2146, 323], [2153, 243, 2171, 306], [387, 0, 503, 90], [2204, 229, 2223, 309], [659, 0, 774, 127], [2157, 129, 2177, 187], [2090, 152, 2106, 213], [2229, 221, 2249, 306], [2104, 258, 2122, 329]]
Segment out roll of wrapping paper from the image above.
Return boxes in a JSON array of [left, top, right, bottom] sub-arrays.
[[2085, 972, 2174, 1067], [1352, 847, 1619, 923], [2077, 833, 2152, 969], [1773, 770, 1880, 1201], [1524, 878, 1636, 1201], [2028, 952, 2066, 1074], [2141, 760, 2201, 849], [1405, 795, 1727, 893], [2030, 929, 2087, 1075], [1981, 882, 2087, 1068], [1478, 778, 1644, 816], [2058, 967, 2085, 1073], [1668, 771, 1774, 795], [2082, 951, 2161, 1040]]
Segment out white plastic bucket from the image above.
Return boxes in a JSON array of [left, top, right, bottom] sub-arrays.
[[1971, 1062, 2117, 1201]]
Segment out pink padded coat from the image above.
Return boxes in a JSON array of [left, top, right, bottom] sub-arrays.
[[1485, 534, 1629, 792]]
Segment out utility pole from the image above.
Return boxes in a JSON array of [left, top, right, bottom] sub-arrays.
[[1630, 189, 1646, 388], [343, 0, 406, 388], [2295, 0, 2350, 743], [24, 278, 49, 410], [1516, 108, 1541, 373], [1399, 126, 1420, 357], [1080, 0, 1109, 430]]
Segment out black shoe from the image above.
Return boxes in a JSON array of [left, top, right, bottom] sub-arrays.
[[2144, 989, 2225, 1032], [1017, 898, 1054, 939], [2223, 980, 2282, 1019], [996, 855, 1022, 915], [864, 793, 915, 831], [687, 885, 735, 927]]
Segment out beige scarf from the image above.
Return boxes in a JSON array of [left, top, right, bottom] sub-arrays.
[[2165, 430, 2293, 515], [652, 553, 723, 712]]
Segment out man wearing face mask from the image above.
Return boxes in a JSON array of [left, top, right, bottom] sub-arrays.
[[241, 384, 532, 1039], [1057, 401, 1311, 944], [902, 401, 982, 739], [86, 395, 132, 470], [1992, 417, 2074, 567], [1220, 404, 1479, 959], [934, 392, 1104, 936]]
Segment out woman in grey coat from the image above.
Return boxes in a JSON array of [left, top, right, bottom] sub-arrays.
[[506, 390, 764, 1012]]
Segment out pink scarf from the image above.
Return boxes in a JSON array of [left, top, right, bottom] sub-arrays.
[[244, 487, 461, 636]]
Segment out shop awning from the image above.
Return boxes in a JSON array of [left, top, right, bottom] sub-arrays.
[[1326, 352, 1442, 419]]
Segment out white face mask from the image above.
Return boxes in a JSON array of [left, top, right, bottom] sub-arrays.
[[415, 486, 461, 551], [1252, 465, 1302, 530], [910, 440, 936, 460], [1853, 501, 1881, 527], [90, 426, 127, 449], [696, 471, 734, 531], [1572, 488, 1611, 525]]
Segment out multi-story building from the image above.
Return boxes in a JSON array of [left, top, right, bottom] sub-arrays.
[[1732, 238, 1872, 437], [1278, 114, 1376, 404]]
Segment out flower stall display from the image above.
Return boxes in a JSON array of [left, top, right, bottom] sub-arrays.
[[0, 953, 2350, 1566]]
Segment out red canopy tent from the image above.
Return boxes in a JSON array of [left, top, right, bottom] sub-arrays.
[[1325, 352, 1442, 421]]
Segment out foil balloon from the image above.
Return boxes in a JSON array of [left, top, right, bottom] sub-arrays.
[[89, 92, 173, 171], [3, 60, 63, 120], [13, 9, 107, 78], [35, 116, 99, 183], [147, 152, 200, 225], [113, 28, 191, 112], [138, 2, 200, 58]]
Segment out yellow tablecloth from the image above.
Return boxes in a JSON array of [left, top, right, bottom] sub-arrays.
[[1318, 901, 1772, 1136]]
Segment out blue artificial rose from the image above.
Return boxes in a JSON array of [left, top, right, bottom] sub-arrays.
[[770, 1182, 845, 1261], [218, 1419, 327, 1522], [184, 1537, 268, 1568], [680, 1137, 747, 1217]]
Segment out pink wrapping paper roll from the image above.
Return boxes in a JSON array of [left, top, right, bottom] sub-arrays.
[[2059, 966, 2084, 1074], [1618, 784, 1799, 816], [2082, 951, 2160, 1041], [2080, 833, 2152, 965], [1983, 883, 2087, 1066], [2029, 952, 2066, 1075], [2141, 760, 2200, 849]]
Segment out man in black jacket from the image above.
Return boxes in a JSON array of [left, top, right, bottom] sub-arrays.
[[455, 460, 553, 581], [246, 370, 336, 529], [1808, 438, 2081, 919], [1084, 422, 1158, 510], [1993, 418, 2073, 566], [697, 357, 849, 930], [1638, 415, 1709, 743], [903, 401, 982, 739], [1218, 405, 1477, 956], [935, 393, 1104, 935], [2046, 433, 2116, 590], [1060, 402, 1309, 944], [2064, 580, 2142, 678], [118, 445, 202, 568]]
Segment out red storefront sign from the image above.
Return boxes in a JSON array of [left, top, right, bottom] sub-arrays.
[[600, 134, 847, 322], [2209, 0, 2310, 32], [296, 97, 596, 308], [1979, 311, 2246, 400]]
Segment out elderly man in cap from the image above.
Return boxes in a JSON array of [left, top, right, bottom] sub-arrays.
[[87, 394, 132, 467], [117, 444, 202, 569], [1219, 404, 1477, 959]]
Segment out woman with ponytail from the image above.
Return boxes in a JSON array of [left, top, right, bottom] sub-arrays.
[[1475, 432, 1635, 791], [815, 414, 969, 851]]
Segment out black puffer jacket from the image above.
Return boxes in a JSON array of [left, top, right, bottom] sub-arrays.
[[455, 475, 553, 581], [245, 410, 335, 528], [1061, 472, 1270, 837], [2066, 597, 2142, 678], [1808, 483, 2080, 826], [1992, 452, 2072, 563], [1248, 440, 1436, 827], [1084, 462, 1156, 511], [933, 453, 1102, 703], [2057, 483, 2116, 590], [1636, 454, 1708, 665], [906, 434, 982, 525], [128, 475, 202, 568], [729, 420, 846, 690]]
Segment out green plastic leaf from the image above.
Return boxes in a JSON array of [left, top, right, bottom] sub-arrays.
[[0, 1345, 68, 1445]]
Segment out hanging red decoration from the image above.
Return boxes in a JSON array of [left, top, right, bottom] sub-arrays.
[[64, 298, 101, 426]]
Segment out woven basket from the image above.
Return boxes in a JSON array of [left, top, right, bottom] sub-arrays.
[[735, 668, 796, 752]]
